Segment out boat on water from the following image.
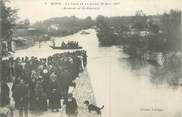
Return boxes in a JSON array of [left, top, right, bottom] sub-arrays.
[[50, 41, 83, 50], [49, 45, 83, 49], [80, 31, 90, 35]]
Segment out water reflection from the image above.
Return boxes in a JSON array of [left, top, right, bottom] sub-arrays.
[[150, 59, 182, 88], [124, 54, 182, 88]]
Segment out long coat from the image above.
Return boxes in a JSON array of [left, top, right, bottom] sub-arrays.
[[0, 82, 10, 106], [12, 82, 28, 109], [34, 79, 47, 111], [64, 97, 78, 115], [48, 81, 60, 109]]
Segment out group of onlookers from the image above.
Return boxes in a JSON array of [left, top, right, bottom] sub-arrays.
[[1, 50, 87, 117]]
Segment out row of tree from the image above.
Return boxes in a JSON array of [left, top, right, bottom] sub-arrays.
[[96, 10, 181, 57]]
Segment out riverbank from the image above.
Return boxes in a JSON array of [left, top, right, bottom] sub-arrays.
[[14, 32, 78, 51]]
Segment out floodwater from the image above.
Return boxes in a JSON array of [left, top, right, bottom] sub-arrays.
[[15, 29, 182, 117]]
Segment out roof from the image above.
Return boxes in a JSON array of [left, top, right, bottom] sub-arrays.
[[12, 37, 27, 41]]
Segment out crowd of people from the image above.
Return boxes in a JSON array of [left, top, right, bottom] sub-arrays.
[[1, 50, 87, 117]]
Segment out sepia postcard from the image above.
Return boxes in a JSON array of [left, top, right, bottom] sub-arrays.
[[0, 0, 182, 117]]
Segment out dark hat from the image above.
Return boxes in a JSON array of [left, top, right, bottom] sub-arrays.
[[84, 100, 89, 105], [68, 93, 73, 97]]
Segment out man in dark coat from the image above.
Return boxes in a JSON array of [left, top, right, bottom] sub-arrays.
[[34, 77, 47, 111], [12, 79, 29, 117], [48, 78, 60, 112], [29, 78, 36, 111], [14, 61, 23, 79], [0, 81, 10, 106], [60, 69, 73, 98]]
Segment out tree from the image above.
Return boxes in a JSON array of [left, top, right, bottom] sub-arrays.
[[83, 16, 93, 29], [148, 22, 159, 33], [0, 0, 17, 105], [0, 0, 17, 50], [96, 15, 114, 46], [162, 10, 181, 52], [24, 19, 30, 26], [133, 10, 148, 30]]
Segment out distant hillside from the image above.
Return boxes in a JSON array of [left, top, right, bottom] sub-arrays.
[[32, 16, 94, 37]]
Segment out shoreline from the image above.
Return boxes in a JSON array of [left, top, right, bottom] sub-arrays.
[[14, 30, 84, 51], [73, 68, 96, 108]]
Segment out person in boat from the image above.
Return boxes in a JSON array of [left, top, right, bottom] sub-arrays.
[[52, 40, 55, 47], [61, 41, 66, 48]]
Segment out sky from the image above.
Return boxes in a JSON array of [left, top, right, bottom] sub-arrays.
[[8, 0, 182, 23]]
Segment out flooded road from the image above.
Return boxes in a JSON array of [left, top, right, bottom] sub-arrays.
[[15, 29, 182, 117]]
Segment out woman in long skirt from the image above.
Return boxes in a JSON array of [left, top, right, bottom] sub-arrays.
[[48, 79, 60, 112], [63, 94, 78, 117]]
